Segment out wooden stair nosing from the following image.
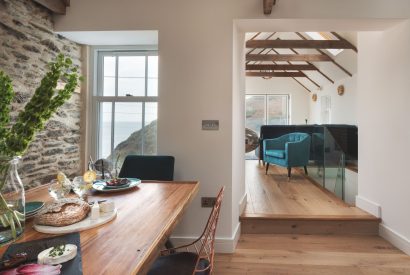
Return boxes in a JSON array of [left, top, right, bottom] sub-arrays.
[[240, 219, 380, 235], [240, 214, 381, 222]]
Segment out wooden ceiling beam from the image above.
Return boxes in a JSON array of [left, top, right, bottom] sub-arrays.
[[246, 39, 356, 50], [295, 32, 353, 77], [263, 0, 276, 15], [292, 78, 312, 93], [33, 0, 68, 14], [246, 54, 332, 62], [246, 32, 275, 56], [246, 72, 306, 77], [268, 44, 321, 89], [246, 64, 317, 71], [281, 38, 335, 84], [331, 32, 357, 52]]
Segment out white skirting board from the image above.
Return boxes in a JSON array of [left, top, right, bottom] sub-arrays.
[[355, 195, 381, 218], [239, 193, 247, 215], [170, 222, 241, 253], [380, 223, 410, 256]]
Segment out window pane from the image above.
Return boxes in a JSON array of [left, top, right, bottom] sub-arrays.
[[143, 102, 157, 155], [267, 95, 288, 125], [245, 95, 266, 135], [118, 78, 145, 97], [99, 102, 112, 159], [113, 102, 143, 148], [103, 56, 116, 96], [118, 56, 145, 96], [148, 56, 158, 96], [111, 103, 143, 167]]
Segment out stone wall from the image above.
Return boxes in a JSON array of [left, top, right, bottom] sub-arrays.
[[0, 0, 83, 189]]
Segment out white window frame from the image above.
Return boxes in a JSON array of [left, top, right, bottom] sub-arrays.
[[245, 93, 291, 128], [89, 46, 158, 161]]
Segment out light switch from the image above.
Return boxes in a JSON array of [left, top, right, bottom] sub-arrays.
[[202, 120, 219, 130]]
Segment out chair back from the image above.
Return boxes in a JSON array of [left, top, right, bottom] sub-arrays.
[[285, 132, 310, 142], [119, 155, 175, 181], [193, 186, 224, 274]]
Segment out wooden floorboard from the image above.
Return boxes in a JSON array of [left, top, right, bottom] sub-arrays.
[[243, 160, 374, 218], [214, 234, 410, 275]]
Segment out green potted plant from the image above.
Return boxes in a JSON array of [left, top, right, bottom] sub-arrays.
[[0, 54, 81, 244]]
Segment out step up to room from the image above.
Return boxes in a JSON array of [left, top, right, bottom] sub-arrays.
[[240, 214, 380, 235]]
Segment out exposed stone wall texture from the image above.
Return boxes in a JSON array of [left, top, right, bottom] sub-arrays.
[[0, 0, 83, 189]]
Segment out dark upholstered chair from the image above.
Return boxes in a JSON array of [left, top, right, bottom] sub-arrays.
[[119, 155, 175, 248], [148, 187, 225, 275], [264, 132, 311, 179], [119, 155, 175, 181]]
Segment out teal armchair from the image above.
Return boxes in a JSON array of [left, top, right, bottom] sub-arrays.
[[263, 132, 311, 179]]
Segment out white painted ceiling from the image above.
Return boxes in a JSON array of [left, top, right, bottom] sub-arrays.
[[57, 30, 158, 46]]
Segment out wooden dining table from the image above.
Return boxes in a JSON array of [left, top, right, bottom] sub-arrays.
[[0, 181, 199, 275]]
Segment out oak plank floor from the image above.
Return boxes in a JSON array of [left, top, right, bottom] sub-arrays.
[[214, 234, 410, 275], [243, 160, 372, 218]]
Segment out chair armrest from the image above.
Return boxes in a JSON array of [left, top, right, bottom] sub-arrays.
[[263, 137, 285, 151], [285, 137, 311, 163]]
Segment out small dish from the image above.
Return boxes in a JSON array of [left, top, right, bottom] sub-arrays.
[[25, 201, 45, 216], [102, 178, 131, 189], [92, 178, 141, 193], [102, 182, 131, 189]]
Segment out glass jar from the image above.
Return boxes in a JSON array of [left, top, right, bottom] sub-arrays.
[[0, 156, 25, 245]]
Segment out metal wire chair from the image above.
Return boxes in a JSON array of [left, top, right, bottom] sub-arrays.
[[160, 186, 225, 275]]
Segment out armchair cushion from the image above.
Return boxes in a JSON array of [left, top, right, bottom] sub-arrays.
[[265, 149, 286, 159], [148, 252, 210, 275]]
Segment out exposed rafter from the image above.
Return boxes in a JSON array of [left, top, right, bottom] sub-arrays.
[[279, 40, 335, 84], [246, 64, 317, 71], [246, 32, 276, 59], [246, 72, 306, 77], [244, 31, 357, 91], [246, 54, 332, 62], [331, 32, 357, 53], [246, 39, 357, 50], [295, 32, 353, 77], [263, 0, 276, 15], [293, 78, 312, 93], [33, 0, 69, 14], [267, 46, 321, 89]]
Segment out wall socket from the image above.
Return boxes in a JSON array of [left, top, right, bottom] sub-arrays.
[[201, 197, 217, 208]]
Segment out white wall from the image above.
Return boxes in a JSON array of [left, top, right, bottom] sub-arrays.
[[309, 74, 358, 125], [231, 25, 246, 247], [358, 20, 410, 254], [246, 77, 310, 124], [55, 0, 410, 252], [309, 33, 358, 125]]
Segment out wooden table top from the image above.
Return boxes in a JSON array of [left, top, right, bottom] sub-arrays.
[[0, 181, 199, 275]]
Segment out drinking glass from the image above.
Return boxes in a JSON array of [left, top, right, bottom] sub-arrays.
[[48, 179, 71, 200], [71, 176, 89, 200]]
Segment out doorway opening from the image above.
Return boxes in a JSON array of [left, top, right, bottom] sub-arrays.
[[243, 31, 365, 222]]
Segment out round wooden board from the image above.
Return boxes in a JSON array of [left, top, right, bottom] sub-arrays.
[[33, 209, 117, 234]]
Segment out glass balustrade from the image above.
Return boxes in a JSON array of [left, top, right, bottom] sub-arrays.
[[307, 125, 355, 202]]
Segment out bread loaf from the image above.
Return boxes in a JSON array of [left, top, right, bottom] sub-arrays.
[[35, 198, 90, 227]]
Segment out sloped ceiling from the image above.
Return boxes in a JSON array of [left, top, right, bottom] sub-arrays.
[[245, 32, 357, 92]]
